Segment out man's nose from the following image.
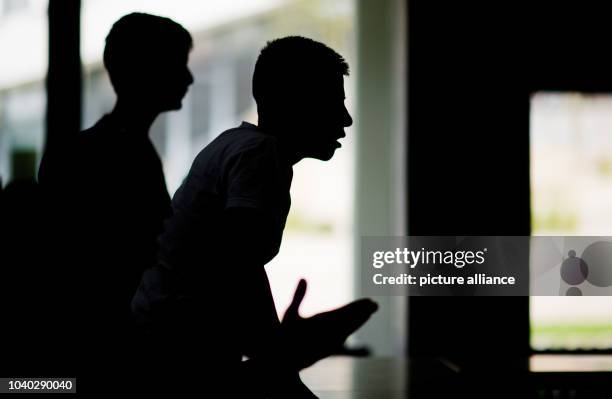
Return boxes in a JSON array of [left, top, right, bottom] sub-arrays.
[[186, 69, 194, 86], [343, 106, 353, 127]]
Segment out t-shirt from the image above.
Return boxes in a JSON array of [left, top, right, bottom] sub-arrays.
[[39, 113, 172, 332], [158, 121, 293, 271], [40, 115, 172, 268]]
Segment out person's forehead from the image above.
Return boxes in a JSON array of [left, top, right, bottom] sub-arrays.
[[150, 48, 190, 64], [306, 74, 346, 96]]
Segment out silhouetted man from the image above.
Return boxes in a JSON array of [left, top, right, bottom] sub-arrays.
[[41, 11, 192, 313], [133, 36, 377, 398], [37, 12, 193, 386]]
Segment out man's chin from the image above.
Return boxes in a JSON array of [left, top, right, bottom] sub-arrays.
[[161, 96, 186, 111], [163, 101, 183, 112], [311, 147, 338, 161]]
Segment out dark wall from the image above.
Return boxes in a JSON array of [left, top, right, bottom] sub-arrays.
[[407, 0, 612, 362]]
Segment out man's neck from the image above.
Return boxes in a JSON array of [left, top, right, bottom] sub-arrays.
[[110, 99, 159, 137], [257, 119, 303, 165]]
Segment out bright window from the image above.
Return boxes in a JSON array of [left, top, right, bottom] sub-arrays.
[[0, 0, 47, 184], [531, 92, 612, 350]]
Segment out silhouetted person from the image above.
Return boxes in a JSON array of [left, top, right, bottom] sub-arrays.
[[37, 12, 193, 389], [0, 179, 57, 376], [132, 36, 377, 398]]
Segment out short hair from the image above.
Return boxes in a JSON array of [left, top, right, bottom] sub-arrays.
[[104, 13, 192, 90], [252, 36, 349, 107]]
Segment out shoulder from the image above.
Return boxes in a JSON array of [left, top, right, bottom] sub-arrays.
[[225, 130, 280, 172], [220, 123, 279, 154], [74, 118, 109, 151], [194, 123, 280, 168]]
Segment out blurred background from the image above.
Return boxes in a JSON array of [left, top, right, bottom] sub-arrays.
[[0, 0, 406, 356]]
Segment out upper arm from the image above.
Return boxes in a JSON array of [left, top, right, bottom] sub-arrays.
[[222, 206, 277, 266], [225, 138, 281, 212]]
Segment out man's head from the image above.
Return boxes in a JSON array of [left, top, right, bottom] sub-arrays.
[[253, 36, 352, 161], [104, 13, 194, 112]]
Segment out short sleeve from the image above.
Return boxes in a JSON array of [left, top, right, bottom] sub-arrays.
[[225, 138, 280, 210]]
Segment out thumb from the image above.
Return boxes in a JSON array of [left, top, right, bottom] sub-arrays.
[[284, 279, 307, 321]]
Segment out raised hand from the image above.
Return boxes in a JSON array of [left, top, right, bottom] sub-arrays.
[[281, 279, 378, 369]]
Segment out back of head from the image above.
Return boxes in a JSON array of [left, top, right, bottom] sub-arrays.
[[252, 36, 349, 117], [104, 12, 192, 95]]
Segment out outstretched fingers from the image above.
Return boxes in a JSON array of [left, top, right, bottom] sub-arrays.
[[283, 278, 308, 322]]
